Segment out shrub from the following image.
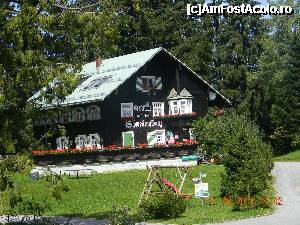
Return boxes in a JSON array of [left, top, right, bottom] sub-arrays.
[[3, 154, 33, 174], [192, 111, 265, 157], [220, 130, 273, 210], [140, 190, 187, 218], [108, 204, 136, 225], [19, 198, 49, 218], [193, 112, 273, 210]]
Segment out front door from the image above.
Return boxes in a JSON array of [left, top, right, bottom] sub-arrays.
[[147, 130, 166, 145], [122, 131, 134, 147]]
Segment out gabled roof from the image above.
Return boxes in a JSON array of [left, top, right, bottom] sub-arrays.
[[167, 88, 178, 100], [179, 88, 193, 98], [30, 47, 230, 107]]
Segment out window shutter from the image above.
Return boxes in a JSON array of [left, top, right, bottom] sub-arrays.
[[154, 77, 162, 90], [136, 77, 143, 91], [147, 131, 157, 145]]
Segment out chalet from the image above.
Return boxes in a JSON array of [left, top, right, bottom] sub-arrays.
[[31, 47, 230, 150]]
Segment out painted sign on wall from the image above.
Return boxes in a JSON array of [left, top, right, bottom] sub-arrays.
[[125, 120, 163, 129], [134, 104, 152, 112], [134, 103, 152, 119]]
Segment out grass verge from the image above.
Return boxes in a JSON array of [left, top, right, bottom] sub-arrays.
[[274, 149, 300, 162], [11, 165, 274, 225]]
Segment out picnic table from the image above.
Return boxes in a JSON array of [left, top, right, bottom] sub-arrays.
[[64, 168, 93, 178]]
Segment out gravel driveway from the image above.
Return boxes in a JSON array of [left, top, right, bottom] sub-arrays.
[[203, 162, 300, 225]]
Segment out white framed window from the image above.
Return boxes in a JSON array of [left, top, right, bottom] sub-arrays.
[[73, 107, 85, 122], [169, 100, 179, 115], [169, 99, 193, 115], [121, 103, 133, 118], [187, 99, 192, 113], [87, 105, 101, 121], [147, 130, 166, 145], [152, 102, 164, 117], [56, 136, 69, 150], [87, 133, 101, 148], [75, 135, 87, 149], [179, 99, 187, 114]]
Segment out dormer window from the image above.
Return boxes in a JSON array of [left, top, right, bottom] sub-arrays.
[[179, 99, 193, 114], [169, 100, 179, 115], [168, 88, 193, 115], [84, 77, 109, 90]]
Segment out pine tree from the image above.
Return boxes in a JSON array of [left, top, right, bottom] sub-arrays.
[[214, 0, 265, 106], [243, 0, 300, 151], [270, 33, 300, 152]]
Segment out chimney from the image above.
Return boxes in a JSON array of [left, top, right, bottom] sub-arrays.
[[96, 55, 102, 72]]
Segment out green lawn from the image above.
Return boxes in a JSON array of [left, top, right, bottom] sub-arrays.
[[12, 165, 274, 224], [274, 149, 300, 162]]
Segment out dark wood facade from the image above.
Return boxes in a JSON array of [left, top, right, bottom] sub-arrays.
[[34, 50, 228, 149]]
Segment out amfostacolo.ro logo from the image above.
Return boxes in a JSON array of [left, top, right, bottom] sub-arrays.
[[187, 3, 295, 16]]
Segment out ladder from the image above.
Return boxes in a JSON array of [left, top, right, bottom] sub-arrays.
[[138, 166, 159, 206]]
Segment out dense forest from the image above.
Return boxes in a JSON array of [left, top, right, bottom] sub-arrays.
[[0, 0, 299, 155]]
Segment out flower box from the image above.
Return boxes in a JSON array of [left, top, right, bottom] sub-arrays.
[[154, 112, 197, 120], [32, 141, 198, 165]]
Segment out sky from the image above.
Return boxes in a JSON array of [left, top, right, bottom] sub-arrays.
[[259, 0, 270, 6]]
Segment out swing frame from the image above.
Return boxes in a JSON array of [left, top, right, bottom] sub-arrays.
[[138, 165, 194, 206]]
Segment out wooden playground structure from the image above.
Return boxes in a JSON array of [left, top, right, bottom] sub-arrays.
[[138, 165, 194, 206]]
